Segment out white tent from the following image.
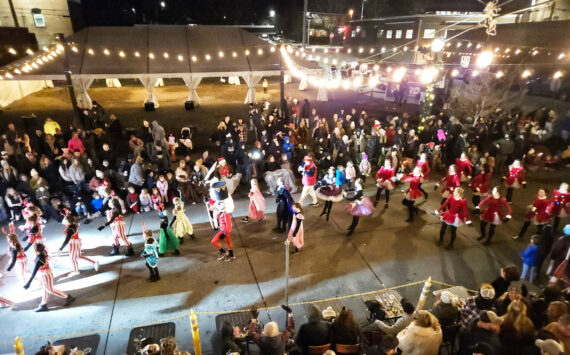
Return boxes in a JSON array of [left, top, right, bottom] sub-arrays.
[[0, 25, 322, 108]]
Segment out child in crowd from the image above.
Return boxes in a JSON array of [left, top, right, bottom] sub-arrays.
[[345, 161, 356, 189], [166, 172, 178, 202], [126, 186, 139, 214], [91, 192, 104, 215], [139, 189, 152, 213], [157, 175, 169, 204], [359, 153, 371, 183], [151, 187, 162, 211]]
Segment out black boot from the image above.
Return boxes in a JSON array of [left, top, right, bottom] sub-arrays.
[[64, 295, 75, 306], [154, 268, 160, 281], [189, 234, 196, 240], [146, 263, 154, 281], [179, 236, 185, 244], [173, 249, 180, 255], [109, 244, 120, 256], [125, 246, 134, 256], [35, 304, 49, 312]]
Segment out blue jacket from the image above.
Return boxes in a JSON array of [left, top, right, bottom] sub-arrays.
[[336, 170, 346, 186], [520, 244, 541, 267]]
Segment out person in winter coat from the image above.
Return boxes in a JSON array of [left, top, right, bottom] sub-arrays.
[[128, 156, 145, 192], [397, 310, 442, 355], [295, 304, 332, 355], [547, 225, 570, 284], [458, 310, 503, 355], [249, 306, 295, 355], [520, 234, 543, 283], [219, 321, 243, 355], [430, 291, 461, 327], [460, 283, 496, 330], [331, 308, 360, 352]]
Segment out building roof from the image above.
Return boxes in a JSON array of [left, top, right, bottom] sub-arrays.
[[0, 25, 320, 80]]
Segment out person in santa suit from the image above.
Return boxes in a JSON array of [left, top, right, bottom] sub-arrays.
[[435, 165, 461, 206], [416, 153, 431, 200], [24, 243, 75, 312], [503, 159, 526, 203], [546, 182, 569, 233], [514, 188, 551, 241], [241, 178, 266, 223], [400, 167, 423, 222], [211, 201, 235, 262], [5, 223, 28, 286], [436, 187, 471, 249], [288, 203, 305, 254], [344, 178, 375, 236], [470, 164, 491, 208], [217, 157, 241, 196], [274, 178, 294, 232], [316, 167, 344, 221], [374, 159, 396, 208], [297, 155, 319, 207], [58, 213, 99, 276], [98, 198, 134, 256], [477, 187, 512, 245], [455, 152, 472, 182]]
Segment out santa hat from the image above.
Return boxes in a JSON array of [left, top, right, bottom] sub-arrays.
[[218, 157, 226, 164], [304, 155, 312, 161]]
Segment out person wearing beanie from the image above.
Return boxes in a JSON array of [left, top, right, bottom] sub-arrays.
[[249, 305, 295, 355], [461, 284, 495, 330], [375, 299, 415, 335], [458, 311, 502, 355], [295, 304, 331, 355], [430, 290, 461, 327], [535, 339, 564, 355]]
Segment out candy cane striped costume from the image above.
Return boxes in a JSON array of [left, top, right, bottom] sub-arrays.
[[0, 296, 13, 308], [24, 250, 73, 311], [59, 224, 97, 273], [6, 245, 28, 284], [23, 222, 46, 252]]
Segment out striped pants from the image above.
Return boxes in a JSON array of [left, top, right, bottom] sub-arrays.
[[39, 269, 67, 305], [112, 224, 131, 247], [16, 259, 28, 284], [0, 296, 13, 307], [69, 239, 95, 273]]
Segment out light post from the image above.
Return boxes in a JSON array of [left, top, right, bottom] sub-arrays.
[[361, 0, 366, 19], [302, 0, 308, 48]]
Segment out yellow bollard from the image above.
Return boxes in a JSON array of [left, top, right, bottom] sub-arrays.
[[416, 277, 432, 311], [190, 309, 202, 355], [14, 336, 24, 355]]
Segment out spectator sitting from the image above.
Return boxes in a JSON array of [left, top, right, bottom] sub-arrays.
[[461, 283, 495, 330], [67, 132, 85, 154], [220, 321, 243, 355], [139, 188, 152, 212], [249, 305, 295, 355], [331, 308, 360, 352], [91, 192, 103, 214], [295, 304, 332, 355], [375, 299, 415, 335], [43, 117, 61, 136], [430, 290, 461, 327], [499, 300, 536, 354], [458, 310, 503, 355], [396, 310, 442, 355]]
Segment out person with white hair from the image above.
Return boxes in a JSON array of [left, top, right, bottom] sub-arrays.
[[430, 290, 461, 327], [248, 305, 295, 355]]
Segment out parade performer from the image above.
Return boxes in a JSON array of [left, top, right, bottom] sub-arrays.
[[400, 167, 423, 222], [288, 203, 305, 254], [21, 214, 46, 252], [5, 223, 28, 285], [344, 178, 375, 236], [359, 153, 372, 183], [0, 273, 14, 309], [477, 187, 512, 245], [58, 214, 98, 276], [546, 183, 569, 233], [158, 208, 180, 256], [298, 155, 319, 207], [470, 164, 491, 208], [211, 201, 235, 261], [436, 188, 471, 248], [316, 167, 344, 221], [416, 153, 431, 199], [141, 225, 160, 282], [455, 153, 473, 182], [435, 165, 461, 205], [217, 158, 241, 196], [242, 179, 266, 223], [374, 160, 396, 208], [503, 159, 526, 203], [170, 197, 195, 242], [274, 178, 294, 233], [97, 198, 134, 256], [514, 188, 550, 240], [24, 243, 74, 312]]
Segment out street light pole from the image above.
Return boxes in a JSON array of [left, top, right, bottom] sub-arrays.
[[360, 0, 365, 19], [302, 0, 308, 48], [7, 0, 19, 27]]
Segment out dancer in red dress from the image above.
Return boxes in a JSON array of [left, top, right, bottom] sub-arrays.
[[98, 198, 134, 256], [435, 165, 460, 205], [400, 167, 423, 222], [437, 188, 471, 248], [24, 243, 75, 312], [58, 214, 99, 276], [503, 159, 526, 203], [514, 188, 551, 240], [374, 160, 396, 208], [416, 153, 431, 199], [455, 153, 473, 182], [546, 183, 569, 233], [477, 187, 512, 245], [5, 223, 28, 286], [470, 164, 491, 208]]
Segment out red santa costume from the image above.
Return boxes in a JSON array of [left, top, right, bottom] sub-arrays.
[[546, 184, 570, 232], [470, 171, 491, 197], [376, 166, 396, 191], [503, 161, 526, 203], [416, 158, 431, 182], [211, 201, 235, 261], [400, 168, 423, 222], [438, 170, 461, 200], [59, 215, 98, 274], [477, 189, 512, 244], [437, 190, 470, 248], [298, 155, 319, 206], [515, 191, 551, 240], [455, 157, 473, 182]]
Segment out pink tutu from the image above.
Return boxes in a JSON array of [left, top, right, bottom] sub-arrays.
[[346, 196, 376, 216], [317, 185, 344, 202]]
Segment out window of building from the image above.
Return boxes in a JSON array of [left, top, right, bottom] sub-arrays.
[[360, 28, 366, 38], [395, 30, 402, 38], [423, 29, 435, 38], [351, 30, 356, 38], [405, 29, 413, 39], [376, 28, 384, 39], [386, 30, 392, 39]]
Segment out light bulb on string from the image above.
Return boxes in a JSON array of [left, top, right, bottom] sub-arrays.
[[192, 56, 197, 62], [257, 49, 263, 55], [205, 54, 211, 60], [515, 49, 521, 54], [163, 52, 169, 59], [232, 51, 237, 57], [521, 70, 532, 78], [472, 70, 479, 77], [245, 49, 250, 56], [476, 43, 481, 49], [8, 48, 17, 55], [381, 47, 386, 53], [270, 46, 276, 52], [451, 69, 459, 77], [88, 49, 95, 55], [218, 51, 224, 58], [495, 71, 504, 78], [559, 53, 566, 60], [347, 49, 352, 54], [26, 49, 34, 55], [177, 54, 183, 61], [373, 64, 379, 71], [553, 71, 563, 79], [104, 49, 110, 55], [332, 59, 337, 65], [476, 50, 493, 68], [134, 51, 140, 57], [532, 50, 539, 56], [119, 51, 126, 58], [71, 46, 78, 53], [149, 53, 155, 59], [386, 66, 392, 73]]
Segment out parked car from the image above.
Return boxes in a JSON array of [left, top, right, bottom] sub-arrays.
[[522, 76, 570, 101]]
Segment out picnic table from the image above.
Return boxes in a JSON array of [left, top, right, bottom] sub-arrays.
[[361, 289, 404, 324], [53, 334, 100, 354], [125, 322, 175, 355]]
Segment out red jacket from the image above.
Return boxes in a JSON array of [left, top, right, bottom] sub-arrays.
[[546, 190, 570, 217], [478, 195, 512, 223], [439, 197, 470, 225], [376, 167, 395, 186], [455, 158, 472, 178], [416, 160, 430, 180], [470, 172, 491, 194], [402, 174, 423, 200], [525, 196, 550, 223], [301, 161, 317, 186], [218, 212, 232, 233], [504, 167, 525, 187], [439, 173, 460, 192], [219, 165, 230, 177]]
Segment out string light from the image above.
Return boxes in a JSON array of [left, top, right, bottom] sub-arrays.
[[177, 54, 183, 61], [8, 48, 16, 55], [32, 63, 38, 69], [476, 44, 481, 49], [451, 69, 459, 77], [232, 51, 237, 57], [521, 70, 532, 78], [43, 46, 49, 52], [532, 50, 539, 56], [381, 47, 386, 53], [559, 53, 566, 60], [467, 43, 472, 48], [191, 56, 197, 62], [71, 46, 78, 53], [270, 46, 276, 52], [205, 54, 211, 60], [14, 69, 21, 74], [245, 49, 250, 56], [119, 51, 125, 58], [373, 64, 379, 71], [149, 53, 155, 59], [472, 70, 479, 77], [163, 52, 169, 59], [358, 47, 364, 53], [134, 51, 140, 57], [5, 73, 13, 79], [370, 48, 375, 53], [88, 49, 95, 55], [218, 51, 224, 58], [495, 71, 504, 78], [26, 49, 34, 55], [103, 49, 110, 55], [553, 71, 563, 79], [347, 49, 352, 54], [257, 49, 263, 55], [476, 51, 493, 68], [515, 49, 521, 54]]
